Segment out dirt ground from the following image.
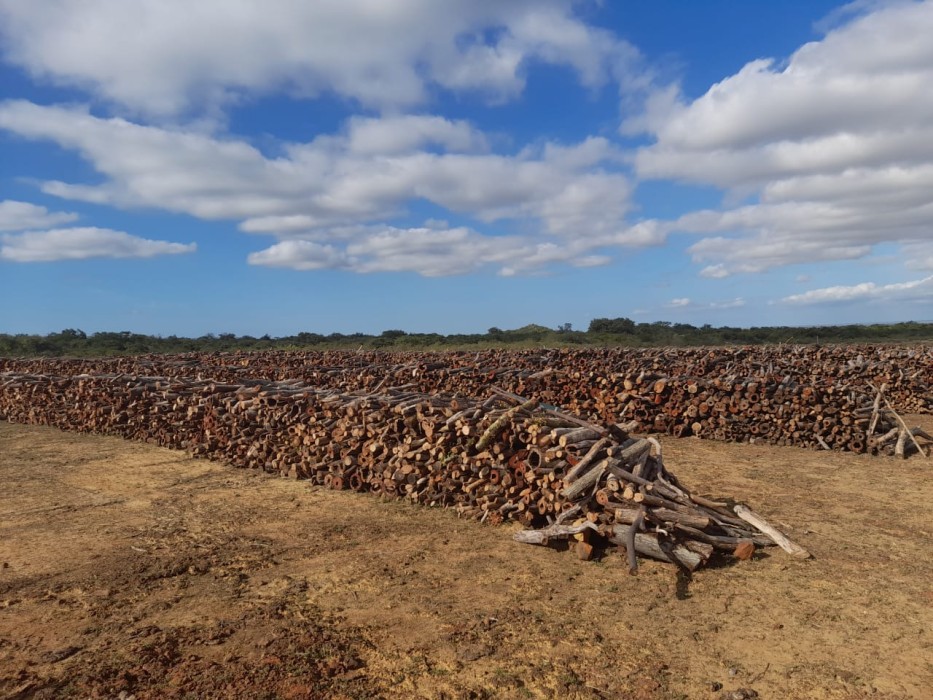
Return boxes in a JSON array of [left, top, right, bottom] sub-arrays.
[[1, 420, 931, 700]]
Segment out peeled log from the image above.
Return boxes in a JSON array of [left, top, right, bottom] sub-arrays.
[[733, 505, 811, 559]]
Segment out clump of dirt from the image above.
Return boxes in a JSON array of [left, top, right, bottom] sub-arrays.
[[1, 532, 376, 700], [9, 593, 372, 700]]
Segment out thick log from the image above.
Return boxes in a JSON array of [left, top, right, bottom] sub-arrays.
[[512, 520, 598, 545], [562, 437, 610, 484], [608, 526, 713, 572], [561, 457, 611, 500], [647, 507, 710, 529]]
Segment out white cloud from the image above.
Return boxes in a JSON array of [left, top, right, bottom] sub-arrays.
[[687, 226, 873, 277], [662, 296, 745, 311], [247, 224, 614, 277], [0, 200, 78, 231], [0, 0, 641, 116], [904, 241, 933, 271], [699, 264, 729, 279], [709, 297, 746, 309], [345, 115, 488, 156], [247, 240, 349, 272], [0, 100, 652, 276], [780, 274, 933, 305], [0, 3, 662, 278], [0, 228, 196, 262], [572, 255, 612, 268], [632, 0, 933, 277]]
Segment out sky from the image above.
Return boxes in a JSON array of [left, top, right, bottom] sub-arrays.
[[1, 0, 932, 337]]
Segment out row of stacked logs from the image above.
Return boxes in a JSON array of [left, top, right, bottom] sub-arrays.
[[0, 371, 810, 571], [2, 345, 930, 454]]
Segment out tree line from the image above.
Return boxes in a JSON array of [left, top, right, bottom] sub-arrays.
[[1, 319, 932, 357]]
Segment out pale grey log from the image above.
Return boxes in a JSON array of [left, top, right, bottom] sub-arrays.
[[512, 520, 598, 545], [733, 505, 811, 558]]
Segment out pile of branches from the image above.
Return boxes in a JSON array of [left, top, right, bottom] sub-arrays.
[[0, 371, 809, 571], [862, 383, 933, 458]]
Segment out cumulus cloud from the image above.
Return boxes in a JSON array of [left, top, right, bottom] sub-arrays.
[[904, 241, 933, 271], [0, 0, 641, 116], [699, 264, 729, 280], [247, 240, 349, 272], [344, 115, 489, 156], [662, 296, 745, 311], [247, 224, 615, 277], [0, 228, 196, 262], [780, 274, 933, 305], [632, 0, 933, 277], [0, 100, 651, 276], [709, 297, 746, 309], [0, 2, 662, 278], [0, 200, 78, 231]]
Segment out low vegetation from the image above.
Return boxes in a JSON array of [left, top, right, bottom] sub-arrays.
[[2, 319, 932, 356]]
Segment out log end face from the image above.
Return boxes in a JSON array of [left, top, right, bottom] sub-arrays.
[[733, 540, 755, 561], [575, 541, 594, 561]]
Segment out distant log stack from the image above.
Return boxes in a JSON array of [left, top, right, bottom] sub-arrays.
[[2, 345, 930, 455], [0, 371, 815, 570]]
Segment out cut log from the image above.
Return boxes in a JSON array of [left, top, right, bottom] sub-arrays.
[[561, 458, 610, 500], [608, 526, 714, 571], [512, 520, 598, 546], [733, 505, 811, 559]]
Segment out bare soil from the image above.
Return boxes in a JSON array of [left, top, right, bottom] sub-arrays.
[[1, 420, 931, 700]]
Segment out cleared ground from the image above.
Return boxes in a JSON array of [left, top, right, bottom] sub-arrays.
[[1, 420, 931, 699]]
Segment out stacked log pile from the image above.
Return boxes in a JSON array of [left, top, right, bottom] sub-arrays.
[[0, 371, 810, 571], [2, 344, 930, 454]]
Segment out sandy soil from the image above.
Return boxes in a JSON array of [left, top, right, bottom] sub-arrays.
[[1, 420, 931, 699]]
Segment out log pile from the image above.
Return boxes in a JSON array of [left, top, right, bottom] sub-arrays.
[[2, 345, 930, 455], [862, 383, 933, 458], [0, 371, 810, 571]]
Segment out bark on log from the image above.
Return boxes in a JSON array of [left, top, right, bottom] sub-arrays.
[[608, 526, 713, 572], [512, 521, 598, 545]]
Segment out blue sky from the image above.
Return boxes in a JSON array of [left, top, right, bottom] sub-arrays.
[[1, 0, 931, 336]]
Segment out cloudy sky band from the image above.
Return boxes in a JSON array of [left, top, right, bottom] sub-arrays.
[[0, 0, 930, 333]]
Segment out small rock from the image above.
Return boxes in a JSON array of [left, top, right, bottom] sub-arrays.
[[709, 681, 723, 692], [456, 643, 490, 662], [41, 646, 81, 663], [719, 689, 759, 700]]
